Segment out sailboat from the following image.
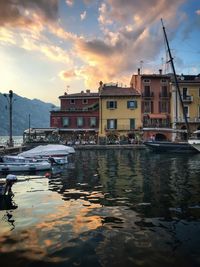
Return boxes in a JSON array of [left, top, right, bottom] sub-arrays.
[[144, 19, 197, 153]]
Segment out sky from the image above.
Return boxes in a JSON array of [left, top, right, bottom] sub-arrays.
[[0, 0, 200, 105]]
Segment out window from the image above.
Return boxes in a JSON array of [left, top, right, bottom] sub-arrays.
[[130, 119, 135, 130], [182, 88, 188, 98], [159, 101, 168, 113], [127, 100, 137, 109], [161, 86, 168, 97], [161, 79, 167, 83], [70, 99, 75, 104], [107, 119, 117, 129], [143, 79, 150, 83], [77, 117, 84, 127], [143, 101, 151, 113], [198, 105, 200, 118], [106, 101, 117, 109], [144, 86, 151, 97], [62, 117, 69, 127], [82, 99, 88, 104], [184, 106, 189, 117], [199, 88, 200, 97], [90, 117, 96, 127]]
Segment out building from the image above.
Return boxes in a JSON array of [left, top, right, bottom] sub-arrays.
[[171, 74, 200, 139], [99, 82, 142, 144], [50, 90, 99, 144], [130, 69, 171, 141]]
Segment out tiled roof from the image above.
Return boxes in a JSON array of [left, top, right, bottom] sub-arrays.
[[59, 92, 99, 98], [100, 86, 140, 96]]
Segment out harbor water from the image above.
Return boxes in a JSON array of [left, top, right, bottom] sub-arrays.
[[0, 149, 200, 267]]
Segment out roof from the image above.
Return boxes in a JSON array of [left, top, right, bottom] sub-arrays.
[[100, 85, 140, 97], [59, 91, 99, 99], [141, 74, 170, 79]]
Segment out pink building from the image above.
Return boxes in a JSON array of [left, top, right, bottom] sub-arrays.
[[130, 69, 171, 140]]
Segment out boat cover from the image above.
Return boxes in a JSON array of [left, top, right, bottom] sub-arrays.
[[18, 144, 75, 157]]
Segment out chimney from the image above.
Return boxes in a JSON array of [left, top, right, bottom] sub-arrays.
[[98, 81, 104, 92], [86, 89, 90, 93], [159, 69, 162, 75], [138, 68, 140, 75]]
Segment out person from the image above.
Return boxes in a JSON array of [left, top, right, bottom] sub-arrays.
[[3, 174, 17, 195]]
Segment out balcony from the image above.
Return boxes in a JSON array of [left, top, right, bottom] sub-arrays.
[[176, 117, 200, 123], [142, 92, 154, 98], [159, 92, 171, 98], [181, 95, 193, 103], [104, 124, 135, 131], [143, 122, 170, 128]]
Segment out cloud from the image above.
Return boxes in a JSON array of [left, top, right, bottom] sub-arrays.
[[196, 10, 200, 15], [66, 0, 74, 7], [59, 69, 77, 80], [69, 0, 187, 88], [0, 0, 58, 28], [80, 11, 87, 21]]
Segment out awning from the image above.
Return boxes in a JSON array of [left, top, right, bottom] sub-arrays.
[[148, 114, 167, 119]]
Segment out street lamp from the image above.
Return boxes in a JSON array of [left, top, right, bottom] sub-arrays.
[[3, 90, 14, 147]]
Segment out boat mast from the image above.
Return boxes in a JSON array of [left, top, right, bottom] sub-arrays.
[[161, 18, 190, 137]]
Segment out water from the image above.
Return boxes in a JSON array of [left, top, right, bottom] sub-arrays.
[[0, 149, 200, 267]]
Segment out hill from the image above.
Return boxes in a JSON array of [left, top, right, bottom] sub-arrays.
[[0, 93, 56, 136]]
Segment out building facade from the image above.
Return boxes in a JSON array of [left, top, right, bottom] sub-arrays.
[[50, 90, 99, 144], [99, 82, 142, 144], [171, 74, 200, 139], [130, 69, 171, 141]]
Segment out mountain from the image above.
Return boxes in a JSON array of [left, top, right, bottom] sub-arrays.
[[0, 93, 56, 136]]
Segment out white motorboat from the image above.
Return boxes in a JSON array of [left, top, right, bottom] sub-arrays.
[[188, 130, 200, 152], [0, 161, 51, 172], [18, 144, 75, 158]]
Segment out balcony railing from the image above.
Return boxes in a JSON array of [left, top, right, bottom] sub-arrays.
[[143, 122, 170, 128], [104, 124, 135, 131], [181, 95, 193, 103], [159, 92, 171, 98], [142, 92, 154, 98], [176, 117, 200, 123]]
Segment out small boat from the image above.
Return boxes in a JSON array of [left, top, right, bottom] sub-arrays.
[[144, 140, 197, 153], [0, 161, 51, 173], [188, 130, 200, 152]]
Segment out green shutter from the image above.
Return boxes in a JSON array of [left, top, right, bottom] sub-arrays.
[[130, 119, 135, 129]]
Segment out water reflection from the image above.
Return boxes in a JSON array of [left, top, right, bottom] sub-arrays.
[[0, 150, 200, 267]]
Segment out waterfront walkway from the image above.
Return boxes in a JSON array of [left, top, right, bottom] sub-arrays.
[[0, 144, 146, 155]]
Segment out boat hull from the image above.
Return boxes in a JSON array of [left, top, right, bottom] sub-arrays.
[[188, 139, 200, 152], [0, 162, 51, 172], [144, 141, 197, 153]]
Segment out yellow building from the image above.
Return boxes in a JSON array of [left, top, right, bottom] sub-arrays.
[[171, 74, 200, 138], [98, 82, 142, 143]]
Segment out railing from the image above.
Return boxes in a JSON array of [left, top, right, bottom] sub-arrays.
[[181, 95, 193, 102], [176, 117, 200, 123], [105, 125, 135, 131], [159, 92, 171, 98], [142, 92, 154, 98], [143, 122, 170, 128]]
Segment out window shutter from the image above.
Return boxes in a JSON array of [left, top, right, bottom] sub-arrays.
[[106, 101, 109, 108], [141, 101, 144, 112], [115, 101, 117, 108], [151, 101, 154, 113], [114, 119, 117, 129], [127, 101, 129, 108], [135, 100, 137, 108]]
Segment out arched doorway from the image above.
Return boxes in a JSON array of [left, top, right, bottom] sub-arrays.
[[155, 133, 167, 141], [181, 126, 188, 140]]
